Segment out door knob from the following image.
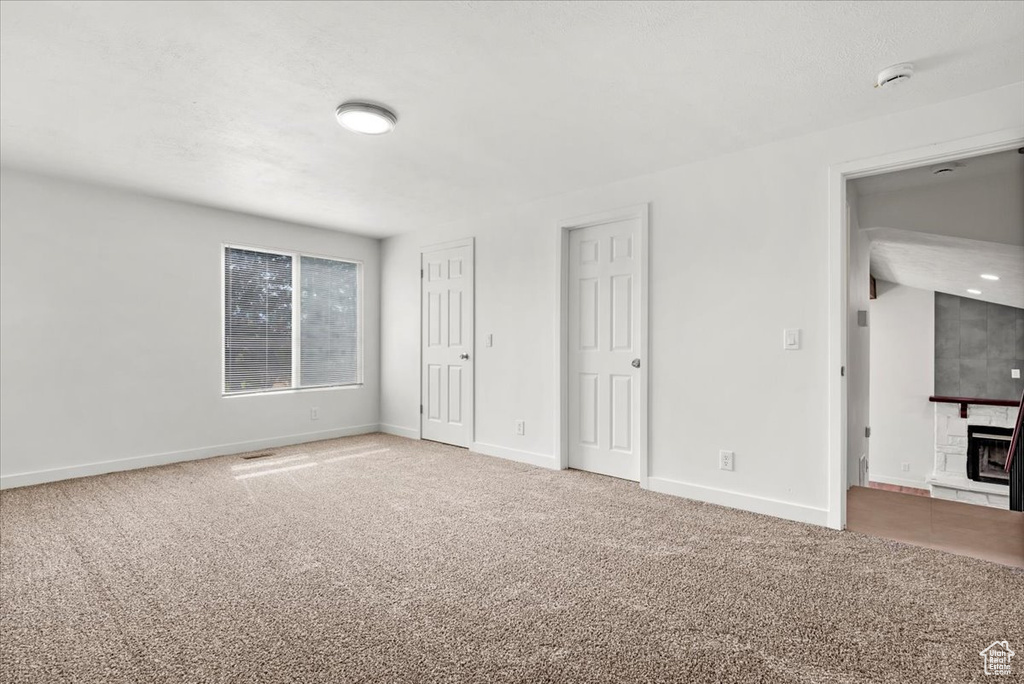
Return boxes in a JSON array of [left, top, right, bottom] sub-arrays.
[[460, 353, 470, 360], [631, 358, 641, 368]]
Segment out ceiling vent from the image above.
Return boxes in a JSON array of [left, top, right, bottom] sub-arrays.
[[931, 161, 964, 176], [875, 63, 914, 88]]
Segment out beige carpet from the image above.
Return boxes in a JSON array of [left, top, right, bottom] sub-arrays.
[[1, 433, 1022, 683]]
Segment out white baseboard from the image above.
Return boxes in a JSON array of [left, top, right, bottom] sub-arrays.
[[471, 441, 560, 470], [379, 424, 419, 440], [646, 477, 830, 527], [868, 473, 929, 490], [0, 423, 381, 490]]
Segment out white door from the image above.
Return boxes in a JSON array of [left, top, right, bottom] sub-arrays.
[[421, 241, 474, 447], [568, 218, 643, 481]]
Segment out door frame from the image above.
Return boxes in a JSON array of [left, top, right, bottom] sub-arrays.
[[826, 128, 1023, 530], [419, 237, 475, 445], [556, 204, 650, 487]]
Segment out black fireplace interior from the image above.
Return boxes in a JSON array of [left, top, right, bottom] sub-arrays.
[[966, 425, 1012, 485]]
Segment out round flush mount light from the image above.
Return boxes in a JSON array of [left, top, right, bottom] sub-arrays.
[[967, 289, 982, 295], [980, 274, 1000, 281], [875, 63, 914, 88], [335, 102, 397, 135]]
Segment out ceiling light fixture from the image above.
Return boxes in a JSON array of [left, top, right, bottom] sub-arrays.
[[335, 102, 397, 135], [875, 63, 914, 89], [967, 289, 982, 295], [980, 274, 1000, 281]]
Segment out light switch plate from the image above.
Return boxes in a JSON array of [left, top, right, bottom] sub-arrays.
[[783, 328, 801, 351], [1013, 368, 1021, 379]]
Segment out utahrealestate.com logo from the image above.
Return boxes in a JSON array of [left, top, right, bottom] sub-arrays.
[[980, 641, 1015, 676]]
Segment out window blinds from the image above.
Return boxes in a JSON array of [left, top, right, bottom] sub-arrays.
[[224, 248, 294, 394], [300, 256, 360, 387], [224, 247, 360, 395]]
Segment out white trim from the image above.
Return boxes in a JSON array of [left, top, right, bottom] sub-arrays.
[[222, 383, 365, 398], [556, 204, 650, 486], [826, 127, 1024, 531], [419, 237, 476, 447], [647, 477, 830, 527], [291, 252, 302, 388], [379, 423, 420, 439], [420, 237, 475, 252], [0, 424, 382, 490], [867, 474, 930, 490], [471, 442, 559, 470]]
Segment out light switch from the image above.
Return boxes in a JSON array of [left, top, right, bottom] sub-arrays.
[[1013, 369, 1021, 379], [783, 328, 801, 351], [485, 334, 493, 348]]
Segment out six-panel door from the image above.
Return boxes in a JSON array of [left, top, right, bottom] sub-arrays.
[[568, 219, 641, 481], [421, 243, 474, 447]]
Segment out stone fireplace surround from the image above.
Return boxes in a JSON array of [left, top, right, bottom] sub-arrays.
[[930, 402, 1014, 508]]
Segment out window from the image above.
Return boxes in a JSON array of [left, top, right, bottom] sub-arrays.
[[224, 246, 361, 395]]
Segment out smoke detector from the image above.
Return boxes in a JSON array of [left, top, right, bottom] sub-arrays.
[[875, 63, 914, 88]]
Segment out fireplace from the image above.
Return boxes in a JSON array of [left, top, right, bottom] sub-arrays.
[[967, 426, 1012, 486]]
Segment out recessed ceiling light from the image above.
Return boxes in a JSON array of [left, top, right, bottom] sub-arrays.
[[980, 274, 999, 281], [335, 102, 397, 135], [967, 289, 982, 295], [875, 63, 914, 89]]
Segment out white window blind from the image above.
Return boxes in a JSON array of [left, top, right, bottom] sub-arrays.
[[224, 246, 361, 395], [224, 248, 294, 394], [300, 256, 360, 387]]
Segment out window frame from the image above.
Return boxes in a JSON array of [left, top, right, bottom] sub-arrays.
[[221, 243, 364, 397]]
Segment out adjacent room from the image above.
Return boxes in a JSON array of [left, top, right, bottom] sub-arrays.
[[1, 2, 1022, 682], [844, 149, 1024, 564]]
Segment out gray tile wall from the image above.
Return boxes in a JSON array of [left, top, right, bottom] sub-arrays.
[[934, 292, 1024, 400]]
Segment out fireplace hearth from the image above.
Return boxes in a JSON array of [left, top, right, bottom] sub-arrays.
[[967, 425, 1012, 486]]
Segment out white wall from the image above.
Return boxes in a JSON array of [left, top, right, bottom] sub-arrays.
[[380, 83, 1024, 527], [0, 170, 381, 487], [868, 282, 935, 488]]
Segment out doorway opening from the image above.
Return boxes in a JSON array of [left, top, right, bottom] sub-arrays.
[[838, 141, 1024, 565], [557, 205, 650, 485], [420, 238, 475, 448]]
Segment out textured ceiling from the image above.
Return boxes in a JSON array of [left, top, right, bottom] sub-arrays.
[[2, 1, 1023, 237], [854, 149, 1024, 197], [856, 148, 1024, 307], [869, 228, 1024, 309]]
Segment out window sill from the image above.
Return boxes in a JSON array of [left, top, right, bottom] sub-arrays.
[[223, 384, 364, 398]]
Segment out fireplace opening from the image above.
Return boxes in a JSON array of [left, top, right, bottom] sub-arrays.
[[966, 425, 1012, 486]]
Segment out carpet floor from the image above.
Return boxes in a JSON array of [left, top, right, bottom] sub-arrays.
[[1, 433, 1022, 683]]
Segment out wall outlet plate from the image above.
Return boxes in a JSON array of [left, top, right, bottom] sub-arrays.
[[515, 420, 525, 436], [1012, 369, 1021, 379], [310, 407, 319, 420], [719, 450, 735, 471]]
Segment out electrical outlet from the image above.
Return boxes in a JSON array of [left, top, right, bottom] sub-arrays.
[[719, 450, 734, 471], [485, 334, 494, 348], [1013, 368, 1021, 379], [901, 462, 910, 473], [310, 407, 319, 421], [515, 420, 525, 436]]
